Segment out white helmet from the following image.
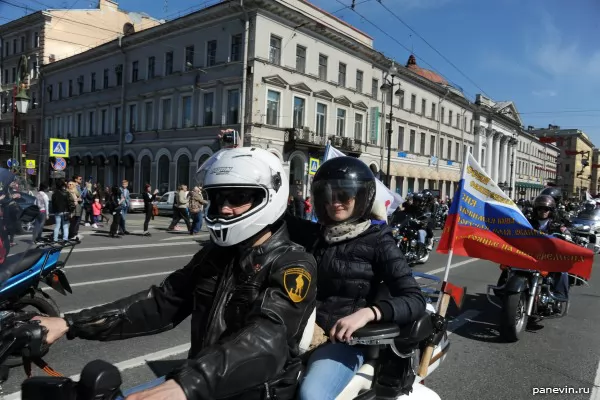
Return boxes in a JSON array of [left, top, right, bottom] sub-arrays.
[[196, 147, 288, 247]]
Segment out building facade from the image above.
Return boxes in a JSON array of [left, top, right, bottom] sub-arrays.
[[0, 0, 160, 181], [514, 128, 559, 200], [531, 126, 596, 199], [37, 0, 557, 199]]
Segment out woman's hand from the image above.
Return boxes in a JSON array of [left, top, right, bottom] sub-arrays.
[[329, 307, 378, 343]]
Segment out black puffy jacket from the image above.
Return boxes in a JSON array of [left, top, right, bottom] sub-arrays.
[[63, 221, 317, 400], [285, 214, 425, 333]]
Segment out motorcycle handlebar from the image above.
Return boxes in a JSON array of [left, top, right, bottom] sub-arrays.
[[0, 311, 49, 375]]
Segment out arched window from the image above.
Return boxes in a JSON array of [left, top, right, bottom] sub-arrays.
[[158, 155, 170, 194], [177, 155, 190, 188], [141, 155, 151, 188]]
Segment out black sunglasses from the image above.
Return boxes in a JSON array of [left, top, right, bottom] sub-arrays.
[[212, 190, 256, 207], [536, 207, 551, 212], [328, 190, 354, 204]]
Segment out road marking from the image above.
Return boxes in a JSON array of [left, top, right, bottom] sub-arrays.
[[3, 344, 191, 400], [591, 359, 600, 400], [447, 310, 481, 336], [65, 254, 194, 269], [160, 234, 209, 241], [71, 241, 200, 253], [42, 271, 170, 291], [415, 258, 478, 280]]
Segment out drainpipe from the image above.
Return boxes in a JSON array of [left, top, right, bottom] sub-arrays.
[[118, 35, 127, 182], [239, 0, 250, 147], [38, 73, 45, 188]]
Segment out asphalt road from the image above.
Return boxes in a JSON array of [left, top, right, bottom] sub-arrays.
[[1, 217, 599, 400]]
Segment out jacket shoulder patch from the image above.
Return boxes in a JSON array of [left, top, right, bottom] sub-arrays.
[[283, 267, 312, 303]]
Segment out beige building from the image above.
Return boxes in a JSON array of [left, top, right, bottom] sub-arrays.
[[514, 128, 559, 200], [0, 0, 161, 178], [530, 126, 596, 199]]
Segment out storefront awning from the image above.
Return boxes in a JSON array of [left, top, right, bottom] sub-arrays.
[[515, 181, 545, 189]]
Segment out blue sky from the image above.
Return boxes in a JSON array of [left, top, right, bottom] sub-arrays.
[[3, 0, 600, 144]]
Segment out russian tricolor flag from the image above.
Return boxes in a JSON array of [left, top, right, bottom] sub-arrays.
[[437, 153, 593, 280]]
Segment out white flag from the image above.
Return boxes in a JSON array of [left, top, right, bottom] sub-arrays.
[[323, 144, 402, 215]]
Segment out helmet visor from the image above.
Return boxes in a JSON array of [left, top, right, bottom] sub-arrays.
[[311, 179, 372, 224]]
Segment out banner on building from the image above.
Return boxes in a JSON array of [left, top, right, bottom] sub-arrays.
[[369, 107, 379, 144]]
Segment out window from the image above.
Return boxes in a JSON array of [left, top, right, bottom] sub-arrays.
[[206, 41, 216, 67], [12, 39, 16, 54], [88, 111, 95, 135], [409, 130, 416, 152], [116, 65, 123, 85], [338, 63, 346, 86], [182, 96, 193, 127], [227, 89, 240, 124], [456, 113, 460, 128], [464, 116, 468, 131], [318, 54, 328, 80], [66, 115, 72, 136], [385, 90, 392, 107], [231, 34, 242, 62], [76, 114, 82, 136], [11, 67, 15, 82], [456, 142, 460, 161], [91, 73, 96, 92], [397, 126, 405, 150], [161, 98, 172, 129], [431, 103, 436, 120], [165, 52, 173, 74], [421, 99, 426, 116], [58, 82, 63, 99], [266, 90, 280, 126], [441, 107, 445, 123], [371, 78, 378, 99], [430, 136, 435, 156], [47, 85, 52, 102], [447, 140, 452, 159], [448, 110, 453, 126], [316, 103, 327, 136], [4, 41, 7, 56], [336, 109, 346, 136], [147, 56, 155, 79], [131, 61, 139, 82], [144, 102, 153, 130], [101, 110, 107, 134], [103, 69, 109, 88], [185, 46, 194, 69], [293, 96, 305, 128], [295, 45, 306, 73], [68, 80, 73, 97], [128, 104, 137, 131], [397, 90, 404, 109], [410, 94, 416, 112], [356, 70, 363, 93], [354, 113, 363, 140], [203, 92, 214, 125], [440, 138, 445, 158], [114, 107, 121, 134], [20, 36, 24, 52], [2, 69, 7, 84], [269, 35, 281, 65], [420, 132, 426, 154], [78, 75, 84, 94]]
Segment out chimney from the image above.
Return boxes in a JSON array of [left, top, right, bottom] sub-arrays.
[[99, 0, 118, 12]]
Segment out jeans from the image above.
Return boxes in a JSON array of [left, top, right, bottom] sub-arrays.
[[53, 213, 69, 242], [119, 207, 128, 233], [115, 376, 166, 399], [418, 229, 427, 244], [32, 212, 46, 241], [552, 272, 570, 299], [298, 343, 365, 400], [191, 212, 203, 233]]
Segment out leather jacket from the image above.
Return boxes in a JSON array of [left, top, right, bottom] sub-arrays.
[[63, 221, 317, 400]]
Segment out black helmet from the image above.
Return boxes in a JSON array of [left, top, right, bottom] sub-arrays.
[[533, 194, 556, 212], [422, 190, 433, 200], [540, 187, 562, 204], [311, 156, 376, 225]]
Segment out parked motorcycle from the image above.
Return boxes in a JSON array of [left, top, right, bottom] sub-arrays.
[[392, 213, 431, 264], [486, 232, 581, 342]]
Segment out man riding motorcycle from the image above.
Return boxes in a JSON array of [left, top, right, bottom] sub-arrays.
[[32, 147, 318, 400], [400, 192, 433, 250], [528, 194, 570, 304], [540, 187, 570, 225]]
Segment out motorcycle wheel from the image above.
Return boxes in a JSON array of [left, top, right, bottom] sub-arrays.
[[493, 270, 508, 298], [500, 291, 528, 342], [2, 291, 60, 368]]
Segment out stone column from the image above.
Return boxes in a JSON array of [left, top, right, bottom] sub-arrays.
[[501, 137, 509, 185], [486, 129, 493, 175], [492, 132, 502, 182]]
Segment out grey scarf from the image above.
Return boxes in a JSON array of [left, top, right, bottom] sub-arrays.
[[323, 219, 372, 244]]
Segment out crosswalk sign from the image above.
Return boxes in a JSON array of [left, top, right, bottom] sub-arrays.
[[309, 157, 320, 176], [25, 160, 36, 168], [50, 138, 69, 157]]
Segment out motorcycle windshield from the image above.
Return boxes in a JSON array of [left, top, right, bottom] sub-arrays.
[[0, 169, 39, 287], [575, 208, 600, 222]]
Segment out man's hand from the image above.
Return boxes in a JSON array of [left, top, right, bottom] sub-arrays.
[[330, 307, 378, 343], [125, 380, 186, 400], [31, 316, 69, 345]]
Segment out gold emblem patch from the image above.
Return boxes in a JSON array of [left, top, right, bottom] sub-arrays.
[[283, 267, 312, 303]]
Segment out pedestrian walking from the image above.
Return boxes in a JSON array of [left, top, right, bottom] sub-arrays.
[[142, 184, 159, 236], [33, 183, 49, 242], [188, 186, 208, 235], [119, 179, 131, 235]]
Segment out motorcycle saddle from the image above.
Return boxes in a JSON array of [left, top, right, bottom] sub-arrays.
[[0, 248, 48, 285]]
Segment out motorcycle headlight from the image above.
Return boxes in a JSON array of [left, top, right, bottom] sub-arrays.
[[583, 225, 591, 231]]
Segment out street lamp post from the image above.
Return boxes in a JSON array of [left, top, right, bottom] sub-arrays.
[[380, 63, 400, 188], [508, 134, 517, 199], [13, 55, 30, 181]]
